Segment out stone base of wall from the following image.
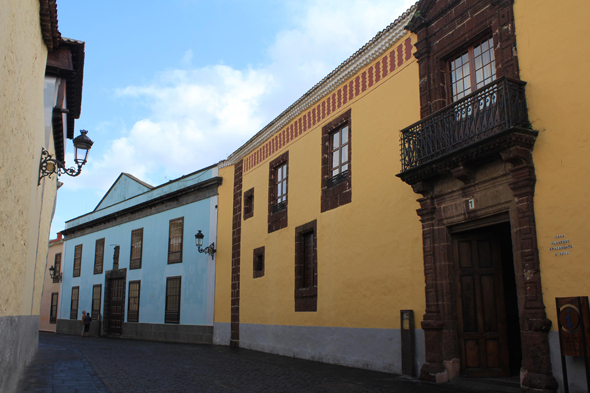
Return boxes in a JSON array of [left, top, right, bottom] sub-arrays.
[[56, 319, 213, 344], [0, 315, 39, 393], [215, 323, 425, 375], [213, 322, 231, 345], [549, 331, 588, 393]]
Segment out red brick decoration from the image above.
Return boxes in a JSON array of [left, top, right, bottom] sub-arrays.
[[295, 220, 317, 312], [243, 187, 254, 220], [242, 37, 413, 173], [252, 246, 265, 279], [321, 109, 352, 213], [230, 160, 243, 347], [268, 151, 289, 233]]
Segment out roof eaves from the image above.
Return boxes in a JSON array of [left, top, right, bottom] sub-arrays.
[[39, 0, 61, 51], [220, 3, 418, 167]]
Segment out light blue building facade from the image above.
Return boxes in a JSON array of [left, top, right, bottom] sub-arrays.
[[57, 166, 221, 343]]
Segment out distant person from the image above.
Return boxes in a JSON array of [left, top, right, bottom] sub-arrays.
[[81, 311, 86, 336], [84, 312, 92, 337]]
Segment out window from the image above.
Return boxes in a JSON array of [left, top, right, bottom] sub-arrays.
[[449, 37, 496, 102], [73, 245, 82, 277], [268, 151, 289, 233], [168, 218, 183, 264], [275, 163, 288, 209], [49, 293, 58, 324], [70, 286, 79, 319], [53, 253, 61, 283], [295, 220, 317, 312], [243, 187, 254, 220], [165, 276, 181, 323], [128, 280, 141, 323], [91, 284, 101, 320], [253, 246, 265, 278], [130, 228, 143, 269], [328, 125, 349, 187], [94, 238, 104, 274], [321, 109, 352, 212]]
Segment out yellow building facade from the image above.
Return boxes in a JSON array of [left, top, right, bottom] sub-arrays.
[[214, 1, 590, 392], [214, 8, 426, 375], [0, 1, 85, 391]]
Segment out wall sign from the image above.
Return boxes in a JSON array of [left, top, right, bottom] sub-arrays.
[[551, 234, 574, 256]]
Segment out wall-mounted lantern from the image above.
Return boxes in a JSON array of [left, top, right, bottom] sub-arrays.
[[48, 265, 62, 282], [195, 230, 216, 258], [38, 130, 94, 185]]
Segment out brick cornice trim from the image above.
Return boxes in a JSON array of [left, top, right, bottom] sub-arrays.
[[220, 6, 416, 168]]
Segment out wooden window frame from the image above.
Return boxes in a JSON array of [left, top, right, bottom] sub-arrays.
[[91, 284, 102, 320], [49, 292, 58, 324], [130, 228, 143, 269], [448, 36, 497, 103], [294, 220, 318, 312], [328, 124, 350, 185], [53, 253, 61, 283], [70, 286, 79, 319], [94, 238, 104, 274], [321, 109, 352, 213], [267, 151, 289, 233], [243, 187, 254, 220], [73, 244, 82, 277], [165, 276, 181, 324], [168, 218, 184, 264], [127, 280, 141, 323], [253, 246, 265, 278]]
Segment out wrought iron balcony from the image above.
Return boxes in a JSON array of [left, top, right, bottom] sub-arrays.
[[399, 77, 532, 175]]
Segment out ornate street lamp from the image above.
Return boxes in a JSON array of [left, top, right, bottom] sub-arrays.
[[48, 265, 62, 282], [39, 130, 94, 185], [195, 230, 216, 258]]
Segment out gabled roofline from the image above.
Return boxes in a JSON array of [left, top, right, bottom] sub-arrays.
[[93, 173, 153, 212], [219, 3, 417, 168], [68, 163, 218, 224]]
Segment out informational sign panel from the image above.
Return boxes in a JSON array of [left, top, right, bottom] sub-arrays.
[[555, 297, 590, 393]]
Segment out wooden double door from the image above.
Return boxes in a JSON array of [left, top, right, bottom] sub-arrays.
[[107, 277, 125, 335], [453, 226, 520, 377]]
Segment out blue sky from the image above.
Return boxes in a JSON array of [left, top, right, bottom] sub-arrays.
[[51, 0, 416, 237]]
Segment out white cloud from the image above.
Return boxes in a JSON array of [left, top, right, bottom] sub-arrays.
[[80, 0, 416, 194]]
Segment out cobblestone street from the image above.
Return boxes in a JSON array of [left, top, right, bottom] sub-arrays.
[[16, 332, 518, 393]]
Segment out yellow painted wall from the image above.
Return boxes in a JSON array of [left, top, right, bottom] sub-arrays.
[[39, 239, 63, 332], [215, 32, 425, 329], [214, 165, 235, 323], [0, 0, 57, 318], [514, 0, 590, 329]]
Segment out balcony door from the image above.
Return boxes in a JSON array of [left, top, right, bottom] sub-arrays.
[[448, 37, 499, 147]]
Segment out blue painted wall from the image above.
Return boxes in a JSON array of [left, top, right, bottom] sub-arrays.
[[59, 167, 218, 327]]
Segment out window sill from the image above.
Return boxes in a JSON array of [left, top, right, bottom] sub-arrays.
[[272, 201, 287, 213], [327, 170, 348, 188]]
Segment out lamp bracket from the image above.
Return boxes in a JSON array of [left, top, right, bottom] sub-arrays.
[[38, 147, 84, 185]]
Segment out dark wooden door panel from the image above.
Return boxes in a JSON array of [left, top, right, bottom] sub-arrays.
[[454, 230, 510, 378], [108, 278, 125, 335]]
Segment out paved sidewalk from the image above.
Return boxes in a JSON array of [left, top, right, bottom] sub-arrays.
[[16, 339, 108, 393], [16, 333, 518, 393]]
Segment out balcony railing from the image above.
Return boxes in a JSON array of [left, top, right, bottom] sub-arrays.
[[400, 77, 530, 172]]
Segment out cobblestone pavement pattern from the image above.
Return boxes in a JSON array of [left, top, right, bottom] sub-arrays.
[[17, 332, 515, 393]]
